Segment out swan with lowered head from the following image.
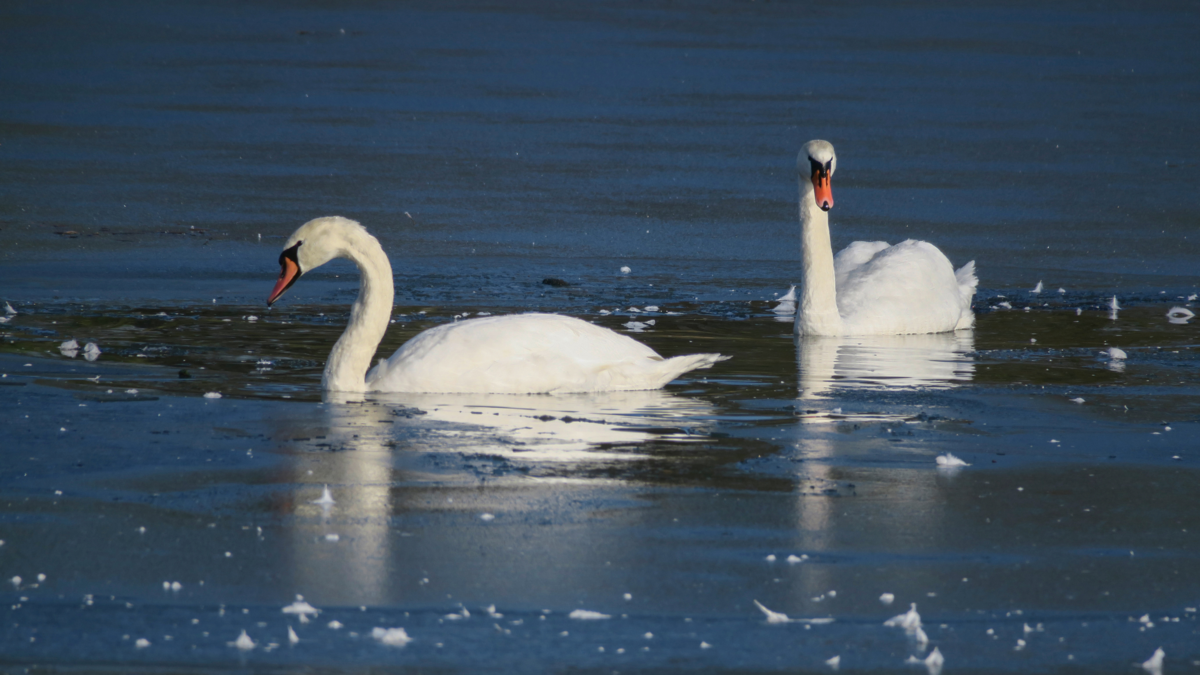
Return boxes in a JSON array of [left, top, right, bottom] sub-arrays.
[[794, 140, 977, 336], [267, 216, 728, 393]]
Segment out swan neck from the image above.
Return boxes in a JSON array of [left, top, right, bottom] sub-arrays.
[[796, 178, 842, 335], [324, 233, 394, 392]]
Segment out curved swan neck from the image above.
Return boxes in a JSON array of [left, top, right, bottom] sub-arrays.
[[323, 229, 394, 392], [796, 177, 842, 335]]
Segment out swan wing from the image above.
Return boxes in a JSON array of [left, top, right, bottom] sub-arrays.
[[366, 313, 726, 394], [837, 240, 973, 335], [833, 240, 890, 290]]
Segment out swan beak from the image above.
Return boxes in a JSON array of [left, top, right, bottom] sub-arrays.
[[812, 174, 834, 212], [267, 256, 300, 306]]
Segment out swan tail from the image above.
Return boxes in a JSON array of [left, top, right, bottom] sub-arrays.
[[955, 260, 978, 300], [954, 260, 978, 330], [642, 353, 730, 390]]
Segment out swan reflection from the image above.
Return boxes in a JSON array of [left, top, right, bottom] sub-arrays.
[[282, 389, 715, 604], [361, 389, 718, 460], [797, 331, 975, 401]]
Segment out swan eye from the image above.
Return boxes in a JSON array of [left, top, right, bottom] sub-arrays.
[[279, 241, 301, 268], [809, 157, 830, 180]]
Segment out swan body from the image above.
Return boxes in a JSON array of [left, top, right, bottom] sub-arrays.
[[794, 140, 977, 336], [267, 216, 727, 394]]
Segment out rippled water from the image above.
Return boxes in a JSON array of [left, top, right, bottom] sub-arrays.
[[2, 0, 1199, 672]]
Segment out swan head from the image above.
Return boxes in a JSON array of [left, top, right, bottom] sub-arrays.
[[268, 216, 367, 306], [798, 140, 836, 212]]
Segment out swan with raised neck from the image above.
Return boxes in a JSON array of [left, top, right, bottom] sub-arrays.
[[793, 140, 977, 336], [267, 216, 729, 393]]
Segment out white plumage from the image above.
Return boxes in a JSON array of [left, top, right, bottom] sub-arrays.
[[794, 140, 977, 336], [267, 216, 727, 394]]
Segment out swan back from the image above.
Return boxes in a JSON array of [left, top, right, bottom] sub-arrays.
[[836, 240, 971, 334], [367, 313, 726, 394]]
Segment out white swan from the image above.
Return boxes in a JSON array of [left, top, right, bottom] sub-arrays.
[[267, 216, 728, 393], [794, 140, 977, 336]]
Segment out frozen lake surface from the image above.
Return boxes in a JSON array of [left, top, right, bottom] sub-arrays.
[[1, 0, 1198, 672]]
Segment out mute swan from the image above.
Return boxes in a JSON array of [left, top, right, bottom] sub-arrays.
[[794, 140, 977, 336], [266, 216, 728, 393]]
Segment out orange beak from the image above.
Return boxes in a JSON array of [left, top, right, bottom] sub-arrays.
[[812, 172, 833, 211], [267, 256, 300, 306]]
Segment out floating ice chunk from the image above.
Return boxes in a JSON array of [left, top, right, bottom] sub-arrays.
[[753, 600, 790, 624], [312, 486, 336, 508], [372, 627, 413, 647], [765, 554, 776, 562], [37, 574, 45, 583], [1167, 306, 1195, 324], [59, 340, 80, 358], [324, 533, 339, 542], [287, 626, 299, 645], [825, 655, 841, 669], [773, 286, 797, 315], [623, 321, 649, 332], [1070, 397, 1085, 404], [135, 638, 151, 649], [479, 513, 495, 521], [1109, 296, 1121, 310], [620, 266, 631, 274], [1106, 347, 1127, 360], [230, 630, 256, 650], [568, 609, 611, 620], [83, 342, 101, 361], [126, 389, 138, 395], [328, 620, 343, 630], [924, 647, 944, 674], [879, 593, 895, 605], [1141, 647, 1165, 674], [1058, 288, 1066, 294], [246, 315, 258, 322], [1189, 294, 1198, 302], [1075, 307, 1082, 315], [282, 597, 320, 617], [700, 641, 712, 649], [787, 554, 808, 564], [1030, 281, 1043, 294], [203, 392, 222, 399], [598, 309, 611, 315], [936, 453, 969, 468], [4, 302, 16, 315], [10, 576, 20, 588], [915, 625, 929, 645], [644, 305, 659, 312], [997, 301, 1012, 309], [884, 603, 922, 631]]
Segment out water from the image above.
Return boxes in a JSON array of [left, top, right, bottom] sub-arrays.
[[2, 0, 1199, 672]]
